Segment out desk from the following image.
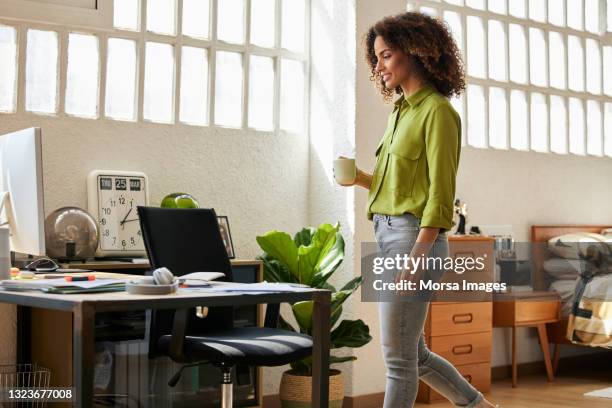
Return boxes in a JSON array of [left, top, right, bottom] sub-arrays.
[[0, 287, 331, 408]]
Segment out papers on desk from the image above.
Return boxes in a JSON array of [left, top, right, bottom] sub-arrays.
[[181, 282, 312, 293], [0, 278, 126, 294]]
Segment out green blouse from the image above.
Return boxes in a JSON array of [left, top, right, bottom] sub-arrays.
[[366, 84, 461, 232]]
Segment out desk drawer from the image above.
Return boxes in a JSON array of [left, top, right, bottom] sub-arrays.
[[515, 300, 560, 324], [429, 302, 492, 336], [430, 332, 492, 366], [418, 362, 491, 402]]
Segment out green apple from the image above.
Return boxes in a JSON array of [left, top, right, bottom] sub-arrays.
[[160, 193, 200, 209]]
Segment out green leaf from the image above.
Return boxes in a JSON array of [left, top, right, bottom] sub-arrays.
[[259, 255, 296, 283], [292, 301, 314, 333], [330, 319, 372, 349], [256, 231, 299, 277], [296, 223, 339, 285], [329, 355, 357, 365], [278, 315, 297, 332], [293, 227, 314, 247], [289, 357, 312, 375], [311, 233, 345, 288], [339, 276, 363, 292]]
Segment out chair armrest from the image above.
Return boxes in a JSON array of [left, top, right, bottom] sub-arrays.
[[264, 303, 280, 328], [169, 308, 189, 362]]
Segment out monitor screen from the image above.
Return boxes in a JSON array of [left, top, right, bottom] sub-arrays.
[[0, 127, 45, 256]]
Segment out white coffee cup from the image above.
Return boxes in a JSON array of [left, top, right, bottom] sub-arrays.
[[333, 158, 356, 185]]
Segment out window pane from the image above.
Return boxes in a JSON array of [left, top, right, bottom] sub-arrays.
[[488, 0, 506, 14], [0, 25, 17, 112], [605, 103, 612, 156], [605, 46, 612, 96], [509, 24, 527, 83], [510, 90, 529, 150], [443, 11, 463, 53], [567, 36, 584, 91], [488, 20, 506, 81], [218, 0, 245, 44], [183, 0, 210, 39], [548, 32, 566, 89], [548, 0, 564, 26], [281, 0, 305, 52], [609, 0, 612, 32], [25, 29, 58, 113], [489, 87, 508, 149], [450, 95, 465, 144], [105, 38, 137, 121], [113, 0, 139, 30], [586, 100, 602, 155], [466, 0, 485, 9], [250, 0, 275, 47], [215, 51, 243, 127], [585, 39, 601, 94], [179, 46, 208, 125], [529, 0, 547, 22], [530, 93, 548, 152], [144, 42, 175, 123], [280, 59, 304, 132], [584, 0, 599, 33], [529, 28, 547, 87], [444, 0, 463, 5], [467, 85, 486, 147], [467, 16, 485, 78], [248, 55, 274, 130], [420, 6, 438, 17], [569, 97, 585, 154], [550, 95, 567, 154], [509, 0, 526, 17], [567, 0, 583, 30], [65, 33, 99, 118], [147, 0, 176, 35]]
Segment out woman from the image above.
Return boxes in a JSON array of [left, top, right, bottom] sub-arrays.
[[341, 12, 497, 408]]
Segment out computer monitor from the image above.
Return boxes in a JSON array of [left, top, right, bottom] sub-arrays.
[[0, 127, 45, 256]]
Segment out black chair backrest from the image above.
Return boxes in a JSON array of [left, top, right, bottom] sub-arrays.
[[137, 207, 235, 356]]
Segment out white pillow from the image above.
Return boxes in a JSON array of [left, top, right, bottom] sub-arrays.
[[543, 257, 586, 279], [600, 228, 612, 237], [547, 232, 607, 259]]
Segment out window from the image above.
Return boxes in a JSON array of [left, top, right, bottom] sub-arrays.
[[215, 51, 243, 127], [144, 42, 175, 123], [65, 33, 99, 118], [179, 46, 209, 125], [550, 95, 567, 154], [25, 29, 58, 114], [248, 55, 274, 130], [0, 25, 17, 112], [105, 38, 137, 121]]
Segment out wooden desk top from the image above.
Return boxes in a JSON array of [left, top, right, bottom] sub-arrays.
[[60, 259, 262, 270]]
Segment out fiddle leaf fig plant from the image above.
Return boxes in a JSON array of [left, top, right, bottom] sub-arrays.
[[256, 222, 372, 375]]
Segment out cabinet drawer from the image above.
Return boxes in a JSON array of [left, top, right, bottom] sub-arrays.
[[428, 302, 492, 336], [421, 362, 491, 402], [430, 332, 492, 366]]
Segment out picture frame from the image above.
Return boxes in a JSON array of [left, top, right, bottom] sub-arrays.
[[217, 215, 235, 259]]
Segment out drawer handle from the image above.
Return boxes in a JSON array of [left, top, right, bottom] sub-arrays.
[[452, 344, 473, 355], [464, 374, 473, 383], [452, 313, 473, 324]]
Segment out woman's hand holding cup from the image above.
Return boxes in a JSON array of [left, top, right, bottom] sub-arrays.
[[334, 156, 357, 186]]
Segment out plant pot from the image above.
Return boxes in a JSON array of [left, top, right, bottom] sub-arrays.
[[279, 369, 344, 408]]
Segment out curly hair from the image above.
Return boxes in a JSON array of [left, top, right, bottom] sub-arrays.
[[365, 12, 465, 101]]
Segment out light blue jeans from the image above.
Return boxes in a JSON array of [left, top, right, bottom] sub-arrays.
[[373, 213, 484, 408]]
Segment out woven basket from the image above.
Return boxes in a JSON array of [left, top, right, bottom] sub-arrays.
[[279, 369, 344, 408]]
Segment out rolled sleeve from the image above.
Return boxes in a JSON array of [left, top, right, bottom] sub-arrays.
[[421, 104, 460, 231]]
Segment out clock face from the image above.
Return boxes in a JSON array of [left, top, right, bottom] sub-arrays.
[[97, 175, 146, 252]]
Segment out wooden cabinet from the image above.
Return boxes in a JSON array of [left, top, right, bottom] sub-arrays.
[[417, 236, 494, 403]]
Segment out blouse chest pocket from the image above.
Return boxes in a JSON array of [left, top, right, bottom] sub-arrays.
[[387, 134, 424, 197]]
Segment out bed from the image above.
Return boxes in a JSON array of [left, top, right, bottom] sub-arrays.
[[530, 225, 612, 372]]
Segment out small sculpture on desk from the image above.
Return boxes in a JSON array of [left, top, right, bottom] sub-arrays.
[[454, 198, 468, 235]]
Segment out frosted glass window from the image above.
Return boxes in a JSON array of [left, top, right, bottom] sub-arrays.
[[444, 0, 463, 4], [509, 24, 528, 84], [467, 17, 485, 78], [529, 0, 546, 22], [65, 33, 99, 118], [510, 90, 529, 150], [609, 0, 612, 32], [568, 97, 585, 154], [467, 85, 486, 147], [105, 38, 137, 121], [509, 0, 527, 17], [550, 95, 567, 154], [144, 42, 175, 123], [25, 29, 58, 114], [585, 39, 601, 94], [567, 0, 583, 30], [281, 0, 305, 52], [420, 7, 438, 17], [529, 28, 547, 87], [443, 11, 463, 53], [218, 0, 245, 44], [584, 0, 599, 33], [548, 0, 564, 26], [280, 59, 305, 132], [466, 0, 485, 9], [248, 55, 274, 130], [179, 46, 208, 126], [568, 36, 584, 91], [604, 46, 612, 96], [586, 101, 602, 155], [147, 0, 176, 35], [488, 20, 507, 81], [548, 32, 566, 89], [113, 0, 139, 31], [605, 103, 612, 156], [215, 51, 243, 127], [0, 25, 17, 112], [488, 87, 508, 149], [183, 0, 210, 39], [250, 0, 275, 47], [530, 93, 548, 152], [488, 0, 506, 14], [450, 96, 465, 143]]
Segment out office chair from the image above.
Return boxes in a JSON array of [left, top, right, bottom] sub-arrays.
[[137, 207, 313, 408]]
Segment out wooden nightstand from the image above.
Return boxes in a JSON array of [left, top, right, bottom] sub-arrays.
[[493, 291, 561, 387]]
